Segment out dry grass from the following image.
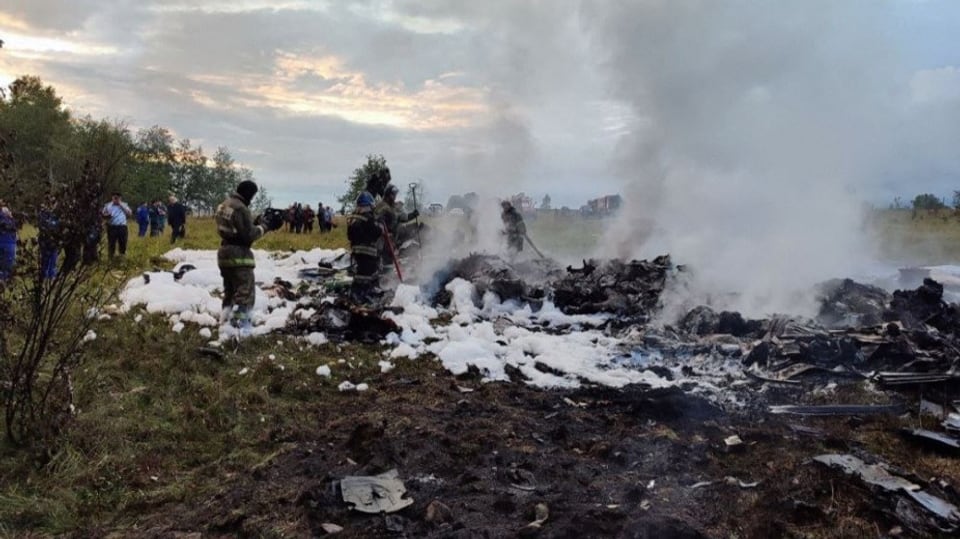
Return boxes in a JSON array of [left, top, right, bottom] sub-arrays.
[[868, 209, 960, 265]]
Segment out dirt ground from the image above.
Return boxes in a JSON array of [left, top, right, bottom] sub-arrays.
[[90, 360, 958, 539]]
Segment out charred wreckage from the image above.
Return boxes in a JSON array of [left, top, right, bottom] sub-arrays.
[[181, 250, 960, 534]]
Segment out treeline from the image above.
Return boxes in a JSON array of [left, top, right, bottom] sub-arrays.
[[0, 75, 266, 213], [890, 193, 956, 212]]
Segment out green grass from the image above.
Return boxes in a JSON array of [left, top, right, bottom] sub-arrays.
[[0, 216, 364, 535], [868, 208, 960, 265], [109, 216, 350, 273], [0, 310, 396, 534], [525, 213, 607, 258]]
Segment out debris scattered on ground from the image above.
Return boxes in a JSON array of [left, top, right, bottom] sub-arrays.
[[320, 522, 343, 534], [900, 429, 960, 452], [340, 469, 414, 514], [114, 248, 960, 536], [724, 476, 760, 489], [520, 503, 549, 534], [814, 454, 960, 534], [769, 404, 907, 416], [291, 298, 400, 344], [724, 435, 744, 448]]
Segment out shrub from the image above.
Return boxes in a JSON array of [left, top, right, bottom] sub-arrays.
[[1, 157, 117, 451]]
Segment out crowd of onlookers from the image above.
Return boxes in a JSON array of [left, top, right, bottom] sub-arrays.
[[134, 195, 187, 242], [0, 192, 188, 282], [281, 202, 335, 233], [0, 194, 340, 282]]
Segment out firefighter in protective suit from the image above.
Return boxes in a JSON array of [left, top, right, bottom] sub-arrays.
[[215, 180, 275, 335], [348, 192, 383, 303], [374, 184, 419, 264], [501, 200, 526, 255]]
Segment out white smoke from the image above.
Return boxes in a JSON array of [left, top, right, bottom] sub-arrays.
[[578, 1, 959, 318], [412, 102, 538, 285], [395, 1, 960, 318]]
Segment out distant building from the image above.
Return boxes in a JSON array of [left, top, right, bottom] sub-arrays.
[[587, 194, 622, 215]]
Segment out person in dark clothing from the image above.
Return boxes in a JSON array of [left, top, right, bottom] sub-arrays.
[[215, 180, 278, 336], [501, 200, 526, 255], [365, 167, 391, 199], [83, 222, 101, 265], [303, 204, 315, 233], [0, 199, 17, 281], [157, 201, 167, 234], [136, 202, 149, 237], [324, 206, 334, 232], [348, 192, 382, 303], [293, 203, 304, 234], [375, 184, 419, 265], [167, 195, 187, 244], [148, 200, 162, 236], [285, 205, 295, 233], [38, 197, 60, 279], [102, 192, 132, 258]]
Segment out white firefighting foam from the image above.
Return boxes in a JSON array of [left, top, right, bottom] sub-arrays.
[[119, 249, 960, 394]]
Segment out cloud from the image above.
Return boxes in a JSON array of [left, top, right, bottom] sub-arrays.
[[0, 0, 957, 221]]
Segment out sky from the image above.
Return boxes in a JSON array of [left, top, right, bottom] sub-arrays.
[[0, 0, 959, 211]]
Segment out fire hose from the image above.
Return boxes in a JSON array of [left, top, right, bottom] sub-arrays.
[[523, 232, 546, 260], [383, 226, 403, 282]]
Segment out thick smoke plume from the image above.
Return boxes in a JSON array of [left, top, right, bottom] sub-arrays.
[[581, 1, 960, 318]]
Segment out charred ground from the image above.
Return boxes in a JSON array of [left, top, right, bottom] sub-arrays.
[[108, 257, 960, 537], [116, 361, 958, 538]]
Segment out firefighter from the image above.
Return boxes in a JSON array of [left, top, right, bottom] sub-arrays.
[[375, 184, 419, 262], [214, 180, 276, 336], [501, 200, 526, 255], [348, 192, 383, 303], [364, 167, 392, 199]]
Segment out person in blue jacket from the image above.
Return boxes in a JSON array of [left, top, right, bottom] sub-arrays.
[[0, 199, 17, 281], [136, 202, 150, 237], [38, 196, 60, 279]]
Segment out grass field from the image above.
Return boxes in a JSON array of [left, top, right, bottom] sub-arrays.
[[868, 209, 960, 264], [0, 217, 359, 535], [4, 210, 960, 535]]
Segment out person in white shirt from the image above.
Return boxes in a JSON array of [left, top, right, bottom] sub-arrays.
[[101, 192, 132, 258]]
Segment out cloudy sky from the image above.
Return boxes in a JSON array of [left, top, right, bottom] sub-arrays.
[[1, 0, 959, 210]]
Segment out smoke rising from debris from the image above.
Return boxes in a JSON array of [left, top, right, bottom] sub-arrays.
[[391, 1, 960, 316], [579, 1, 960, 317]]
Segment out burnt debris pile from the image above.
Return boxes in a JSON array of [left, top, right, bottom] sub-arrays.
[[426, 253, 675, 324], [429, 253, 561, 307], [286, 250, 960, 388], [551, 255, 673, 322], [286, 297, 400, 344], [738, 277, 960, 383], [815, 278, 890, 329]]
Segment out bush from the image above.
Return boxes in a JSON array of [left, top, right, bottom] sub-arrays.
[[1, 159, 116, 451]]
